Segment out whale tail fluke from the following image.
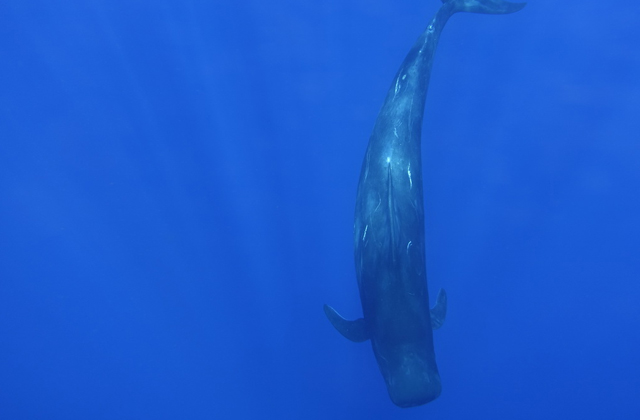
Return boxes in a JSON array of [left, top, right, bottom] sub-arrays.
[[446, 0, 526, 14]]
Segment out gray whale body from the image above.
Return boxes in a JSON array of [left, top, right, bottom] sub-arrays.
[[324, 0, 525, 408]]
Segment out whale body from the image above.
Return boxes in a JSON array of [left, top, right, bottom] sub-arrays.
[[324, 0, 525, 408]]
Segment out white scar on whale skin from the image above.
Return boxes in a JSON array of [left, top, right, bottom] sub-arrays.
[[373, 194, 382, 213], [408, 163, 413, 189]]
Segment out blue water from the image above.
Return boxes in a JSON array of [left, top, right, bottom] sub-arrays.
[[1, 1, 639, 419]]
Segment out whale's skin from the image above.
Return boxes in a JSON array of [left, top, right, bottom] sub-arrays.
[[324, 0, 525, 408]]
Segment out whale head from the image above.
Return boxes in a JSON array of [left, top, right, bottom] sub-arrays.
[[375, 343, 442, 408]]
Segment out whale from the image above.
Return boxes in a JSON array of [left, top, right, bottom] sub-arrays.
[[324, 0, 525, 408]]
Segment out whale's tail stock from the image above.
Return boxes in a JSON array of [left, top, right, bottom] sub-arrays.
[[445, 0, 526, 14]]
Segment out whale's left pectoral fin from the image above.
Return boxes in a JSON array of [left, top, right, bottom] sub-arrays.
[[430, 288, 448, 330], [323, 304, 369, 343]]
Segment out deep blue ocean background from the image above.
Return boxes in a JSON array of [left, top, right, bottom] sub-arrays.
[[1, 1, 639, 418]]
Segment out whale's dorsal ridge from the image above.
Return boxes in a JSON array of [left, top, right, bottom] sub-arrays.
[[430, 288, 448, 330], [323, 304, 369, 343]]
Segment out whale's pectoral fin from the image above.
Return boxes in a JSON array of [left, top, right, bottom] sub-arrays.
[[323, 304, 369, 342], [430, 288, 448, 330]]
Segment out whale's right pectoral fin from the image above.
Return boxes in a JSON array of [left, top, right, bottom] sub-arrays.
[[430, 288, 448, 330], [323, 304, 370, 343]]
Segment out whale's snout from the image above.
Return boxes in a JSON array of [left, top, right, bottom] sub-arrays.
[[387, 371, 441, 407], [384, 352, 441, 408]]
